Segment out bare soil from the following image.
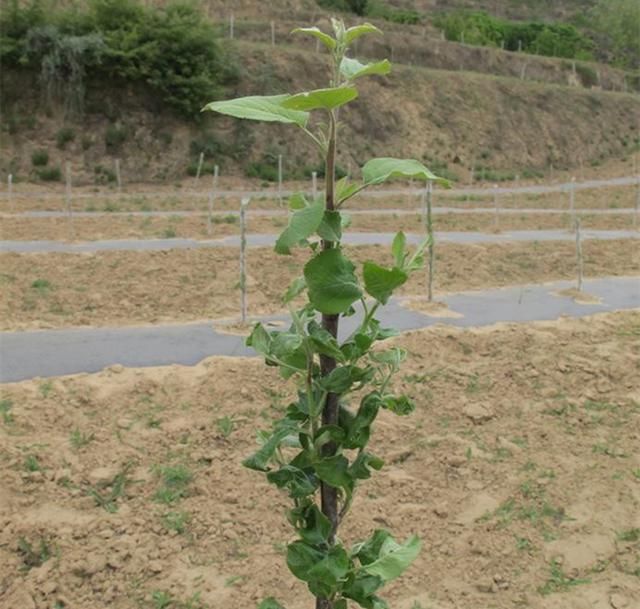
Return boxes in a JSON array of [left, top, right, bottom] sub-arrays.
[[1, 239, 638, 331], [0, 210, 636, 242], [1, 311, 638, 609]]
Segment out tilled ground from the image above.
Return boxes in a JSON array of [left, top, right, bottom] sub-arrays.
[[0, 239, 638, 331], [0, 311, 638, 609]]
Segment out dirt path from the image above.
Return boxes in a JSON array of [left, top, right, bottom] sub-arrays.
[[1, 311, 638, 609]]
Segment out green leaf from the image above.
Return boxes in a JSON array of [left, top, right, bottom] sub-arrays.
[[307, 545, 350, 593], [296, 503, 332, 545], [246, 323, 272, 355], [203, 94, 308, 127], [381, 394, 416, 416], [288, 192, 308, 210], [243, 423, 297, 472], [304, 249, 362, 315], [287, 541, 324, 582], [317, 211, 342, 242], [267, 465, 317, 498], [362, 158, 450, 187], [308, 320, 345, 363], [343, 392, 381, 449], [292, 26, 336, 50], [342, 572, 385, 606], [275, 199, 325, 255], [257, 598, 286, 609], [282, 87, 358, 111], [350, 451, 384, 480], [345, 23, 383, 45], [362, 534, 421, 582], [317, 365, 373, 394], [340, 57, 391, 80], [355, 530, 393, 566], [336, 177, 360, 204], [314, 455, 352, 490], [363, 262, 408, 304], [391, 231, 406, 268], [283, 276, 306, 304]]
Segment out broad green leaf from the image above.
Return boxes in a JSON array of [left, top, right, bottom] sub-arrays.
[[340, 57, 391, 81], [336, 177, 360, 204], [350, 451, 384, 480], [363, 262, 408, 304], [267, 465, 317, 498], [317, 211, 342, 242], [342, 572, 386, 607], [203, 94, 308, 127], [354, 529, 393, 566], [345, 23, 382, 45], [391, 231, 406, 268], [257, 599, 286, 609], [362, 534, 421, 582], [314, 455, 352, 490], [243, 424, 298, 472], [282, 87, 358, 111], [292, 26, 336, 50], [308, 320, 345, 362], [297, 503, 332, 545], [370, 347, 407, 369], [307, 545, 350, 594], [362, 158, 450, 187], [405, 235, 431, 272], [287, 541, 324, 582], [304, 248, 362, 315], [275, 199, 324, 255], [313, 425, 346, 451], [246, 323, 271, 355], [283, 276, 306, 303], [289, 192, 308, 210], [381, 394, 416, 416], [317, 365, 373, 394], [343, 392, 381, 449]]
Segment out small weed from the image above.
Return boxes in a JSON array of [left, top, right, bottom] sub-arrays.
[[632, 469, 640, 480], [162, 511, 190, 534], [70, 428, 94, 450], [24, 454, 42, 472], [153, 464, 193, 504], [162, 227, 177, 239], [31, 278, 52, 294], [224, 575, 245, 586], [0, 398, 14, 424], [212, 214, 237, 225], [151, 590, 173, 609], [617, 528, 640, 542], [88, 464, 133, 513], [39, 380, 53, 398], [37, 166, 62, 182], [538, 559, 590, 595], [216, 416, 235, 438], [592, 443, 627, 458], [516, 536, 533, 552], [18, 536, 53, 571]]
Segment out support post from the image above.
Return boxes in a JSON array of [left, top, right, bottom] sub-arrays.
[[493, 184, 499, 231], [195, 152, 204, 182], [312, 171, 317, 200], [7, 174, 13, 212], [425, 181, 434, 302], [575, 217, 583, 292], [278, 154, 283, 206], [207, 165, 219, 236], [634, 176, 639, 231], [64, 162, 75, 241], [569, 176, 576, 229], [271, 21, 275, 46], [115, 158, 122, 194], [229, 13, 234, 39], [239, 197, 249, 324]]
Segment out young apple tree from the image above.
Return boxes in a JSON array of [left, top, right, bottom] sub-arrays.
[[204, 18, 448, 609]]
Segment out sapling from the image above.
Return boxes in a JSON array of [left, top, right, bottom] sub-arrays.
[[205, 19, 448, 609]]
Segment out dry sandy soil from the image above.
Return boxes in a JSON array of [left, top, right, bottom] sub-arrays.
[[0, 210, 636, 242], [1, 239, 638, 331], [0, 311, 638, 609]]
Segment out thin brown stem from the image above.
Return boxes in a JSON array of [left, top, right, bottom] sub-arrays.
[[316, 110, 339, 609]]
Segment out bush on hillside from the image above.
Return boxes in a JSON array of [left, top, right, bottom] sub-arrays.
[[0, 0, 237, 118]]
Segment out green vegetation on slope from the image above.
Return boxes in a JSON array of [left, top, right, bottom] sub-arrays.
[[0, 0, 238, 117]]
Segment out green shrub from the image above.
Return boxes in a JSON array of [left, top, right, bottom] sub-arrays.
[[189, 133, 225, 160], [31, 149, 49, 166], [104, 124, 127, 150], [247, 161, 279, 182], [37, 166, 61, 181], [1, 0, 236, 118], [56, 126, 75, 149], [94, 164, 116, 183], [574, 63, 598, 88], [317, 0, 368, 15], [186, 160, 217, 177]]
